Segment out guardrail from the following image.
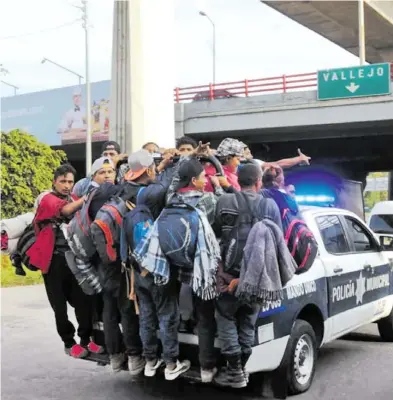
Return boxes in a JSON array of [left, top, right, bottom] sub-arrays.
[[173, 64, 393, 103]]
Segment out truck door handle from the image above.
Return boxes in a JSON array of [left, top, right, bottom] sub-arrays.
[[334, 267, 343, 273]]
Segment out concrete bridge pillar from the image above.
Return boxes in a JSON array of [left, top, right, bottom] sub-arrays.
[[110, 0, 176, 154]]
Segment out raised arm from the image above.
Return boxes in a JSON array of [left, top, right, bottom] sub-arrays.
[[265, 149, 311, 170]]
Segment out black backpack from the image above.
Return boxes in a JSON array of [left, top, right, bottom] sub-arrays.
[[222, 192, 265, 277], [16, 224, 38, 272]]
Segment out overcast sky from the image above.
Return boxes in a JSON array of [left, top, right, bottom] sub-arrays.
[[0, 0, 360, 97]]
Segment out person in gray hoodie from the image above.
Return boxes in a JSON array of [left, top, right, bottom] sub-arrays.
[[214, 164, 282, 389]]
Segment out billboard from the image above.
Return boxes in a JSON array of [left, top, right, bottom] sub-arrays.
[[1, 80, 110, 146]]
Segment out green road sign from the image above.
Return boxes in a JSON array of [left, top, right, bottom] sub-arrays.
[[317, 63, 391, 101]]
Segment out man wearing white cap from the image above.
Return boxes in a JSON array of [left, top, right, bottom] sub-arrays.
[[90, 157, 116, 187]]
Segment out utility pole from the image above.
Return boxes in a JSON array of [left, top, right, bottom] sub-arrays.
[[358, 0, 366, 65], [76, 0, 92, 174]]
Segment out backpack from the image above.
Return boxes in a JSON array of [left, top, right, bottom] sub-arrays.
[[63, 189, 98, 262], [157, 201, 200, 269], [262, 188, 318, 274], [90, 196, 132, 265], [120, 187, 154, 266], [222, 192, 264, 277], [281, 208, 318, 274], [15, 223, 38, 271]]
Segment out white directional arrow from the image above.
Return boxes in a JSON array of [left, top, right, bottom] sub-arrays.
[[345, 82, 360, 93]]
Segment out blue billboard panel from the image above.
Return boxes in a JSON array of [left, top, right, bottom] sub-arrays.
[[1, 80, 110, 146]]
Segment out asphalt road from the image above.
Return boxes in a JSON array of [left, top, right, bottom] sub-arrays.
[[2, 285, 393, 400]]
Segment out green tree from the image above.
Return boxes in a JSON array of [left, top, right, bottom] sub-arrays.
[[1, 129, 66, 219], [364, 191, 388, 210], [364, 172, 389, 210]]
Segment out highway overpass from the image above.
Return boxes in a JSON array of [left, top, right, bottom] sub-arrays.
[[174, 89, 393, 182], [262, 1, 393, 63]]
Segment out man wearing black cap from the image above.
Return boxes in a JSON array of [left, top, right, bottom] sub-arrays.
[[168, 157, 223, 383]]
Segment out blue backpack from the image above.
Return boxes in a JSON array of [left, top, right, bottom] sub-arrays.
[[157, 201, 200, 269], [120, 187, 154, 267]]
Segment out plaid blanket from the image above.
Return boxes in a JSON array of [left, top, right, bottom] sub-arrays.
[[133, 221, 170, 285], [133, 208, 220, 300]]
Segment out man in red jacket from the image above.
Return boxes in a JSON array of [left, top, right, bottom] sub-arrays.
[[28, 164, 102, 358]]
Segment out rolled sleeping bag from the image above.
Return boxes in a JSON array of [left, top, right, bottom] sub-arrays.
[[0, 213, 34, 240]]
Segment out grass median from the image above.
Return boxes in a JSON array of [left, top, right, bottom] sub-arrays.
[[1, 255, 43, 287]]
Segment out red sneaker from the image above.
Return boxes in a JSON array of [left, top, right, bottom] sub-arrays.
[[66, 344, 89, 359], [87, 341, 105, 354]]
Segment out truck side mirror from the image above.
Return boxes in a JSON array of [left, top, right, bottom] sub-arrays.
[[379, 235, 393, 251]]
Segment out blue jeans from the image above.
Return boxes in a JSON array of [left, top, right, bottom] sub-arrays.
[[215, 293, 260, 358], [135, 273, 180, 364]]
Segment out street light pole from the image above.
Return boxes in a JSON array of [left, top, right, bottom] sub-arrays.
[[358, 0, 366, 65], [41, 58, 83, 85], [1, 80, 19, 96], [199, 11, 216, 85], [81, 0, 92, 174]]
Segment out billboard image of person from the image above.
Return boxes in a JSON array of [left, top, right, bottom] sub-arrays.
[[57, 88, 87, 143], [1, 80, 111, 146]]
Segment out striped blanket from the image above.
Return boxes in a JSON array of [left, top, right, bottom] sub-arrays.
[[133, 208, 220, 300]]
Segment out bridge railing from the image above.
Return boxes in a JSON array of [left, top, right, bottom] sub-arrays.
[[173, 64, 393, 103]]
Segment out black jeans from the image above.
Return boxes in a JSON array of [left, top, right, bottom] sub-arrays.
[[195, 298, 216, 370], [179, 284, 216, 369], [43, 254, 93, 348], [135, 273, 180, 365], [102, 272, 143, 356]]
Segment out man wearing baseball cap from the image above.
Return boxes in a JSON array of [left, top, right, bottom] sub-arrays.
[[73, 141, 125, 198], [204, 138, 244, 193], [87, 149, 175, 375], [101, 141, 121, 157], [90, 157, 116, 185]]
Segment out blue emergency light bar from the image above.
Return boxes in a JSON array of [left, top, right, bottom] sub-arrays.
[[296, 195, 335, 204]]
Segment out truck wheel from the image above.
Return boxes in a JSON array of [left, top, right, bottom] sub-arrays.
[[287, 320, 317, 395], [378, 309, 393, 342]]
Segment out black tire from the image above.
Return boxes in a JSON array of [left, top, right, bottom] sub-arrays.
[[377, 308, 393, 342], [287, 320, 318, 395]]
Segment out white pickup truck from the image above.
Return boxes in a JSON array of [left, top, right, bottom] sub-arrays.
[[89, 207, 393, 398], [176, 207, 393, 397]]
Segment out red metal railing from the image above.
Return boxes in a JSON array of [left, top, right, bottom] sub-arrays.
[[173, 64, 393, 103]]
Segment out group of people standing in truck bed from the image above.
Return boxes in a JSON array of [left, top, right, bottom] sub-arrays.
[[22, 137, 312, 388]]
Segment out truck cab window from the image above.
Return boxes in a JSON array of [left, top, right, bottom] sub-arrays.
[[369, 214, 393, 234], [344, 216, 376, 252], [316, 215, 349, 254]]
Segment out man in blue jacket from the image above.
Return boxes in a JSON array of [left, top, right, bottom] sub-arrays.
[[88, 149, 175, 375]]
